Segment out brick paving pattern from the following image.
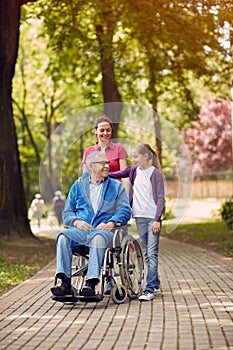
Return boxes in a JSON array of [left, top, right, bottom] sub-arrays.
[[0, 236, 232, 350]]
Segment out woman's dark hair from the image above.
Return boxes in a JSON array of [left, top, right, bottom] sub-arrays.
[[94, 115, 113, 129], [135, 143, 161, 170]]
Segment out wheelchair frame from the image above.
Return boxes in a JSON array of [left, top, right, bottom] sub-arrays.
[[51, 224, 144, 304]]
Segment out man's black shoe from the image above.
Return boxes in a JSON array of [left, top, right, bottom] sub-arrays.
[[81, 285, 96, 296], [51, 284, 72, 297]]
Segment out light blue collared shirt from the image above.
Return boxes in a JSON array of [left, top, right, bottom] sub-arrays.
[[89, 180, 103, 213]]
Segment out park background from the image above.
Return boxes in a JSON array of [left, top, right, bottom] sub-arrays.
[[0, 0, 232, 293]]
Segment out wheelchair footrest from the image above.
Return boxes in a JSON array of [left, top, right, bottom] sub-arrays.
[[76, 294, 104, 303], [51, 293, 104, 303], [51, 294, 78, 303]]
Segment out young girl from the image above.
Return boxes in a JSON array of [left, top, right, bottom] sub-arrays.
[[109, 143, 165, 301]]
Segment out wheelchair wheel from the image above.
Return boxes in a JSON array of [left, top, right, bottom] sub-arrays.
[[71, 254, 87, 293], [120, 235, 144, 299], [111, 284, 128, 304]]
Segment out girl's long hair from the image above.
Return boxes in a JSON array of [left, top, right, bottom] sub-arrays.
[[135, 143, 162, 171]]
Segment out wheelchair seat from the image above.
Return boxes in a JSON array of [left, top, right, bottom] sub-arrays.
[[72, 245, 89, 258]]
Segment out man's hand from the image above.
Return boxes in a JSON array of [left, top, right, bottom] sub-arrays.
[[152, 221, 160, 235], [73, 220, 92, 231], [96, 221, 116, 230]]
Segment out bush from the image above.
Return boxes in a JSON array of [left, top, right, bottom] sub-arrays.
[[220, 197, 233, 230], [163, 208, 175, 221]]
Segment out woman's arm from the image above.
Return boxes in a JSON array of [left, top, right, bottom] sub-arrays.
[[82, 163, 88, 172], [118, 159, 130, 196], [119, 158, 127, 170]]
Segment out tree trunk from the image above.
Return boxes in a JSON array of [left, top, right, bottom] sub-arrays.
[[96, 15, 122, 139], [153, 110, 162, 165], [230, 24, 233, 160], [0, 0, 35, 239]]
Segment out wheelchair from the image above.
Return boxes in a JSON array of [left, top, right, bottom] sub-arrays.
[[51, 224, 144, 304]]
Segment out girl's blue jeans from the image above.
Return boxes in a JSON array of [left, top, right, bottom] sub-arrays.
[[55, 227, 114, 281], [135, 217, 161, 292]]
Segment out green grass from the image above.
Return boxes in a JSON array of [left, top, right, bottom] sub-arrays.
[[0, 258, 36, 289], [130, 219, 233, 257], [0, 237, 55, 295], [163, 220, 233, 257]]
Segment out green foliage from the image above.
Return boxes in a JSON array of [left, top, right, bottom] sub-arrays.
[[34, 0, 231, 114], [162, 208, 175, 221], [13, 15, 93, 201], [220, 197, 233, 230], [12, 1, 232, 201]]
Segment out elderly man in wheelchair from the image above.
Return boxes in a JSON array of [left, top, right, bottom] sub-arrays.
[[51, 150, 143, 304]]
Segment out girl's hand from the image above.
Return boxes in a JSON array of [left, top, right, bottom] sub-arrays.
[[152, 221, 160, 235]]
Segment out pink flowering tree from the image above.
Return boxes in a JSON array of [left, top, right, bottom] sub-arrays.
[[182, 98, 232, 177]]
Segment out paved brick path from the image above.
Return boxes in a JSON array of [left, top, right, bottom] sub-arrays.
[[0, 236, 232, 350]]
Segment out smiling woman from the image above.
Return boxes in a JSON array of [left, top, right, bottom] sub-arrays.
[[81, 115, 128, 173]]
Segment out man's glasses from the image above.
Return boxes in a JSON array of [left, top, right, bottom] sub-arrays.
[[91, 161, 110, 166]]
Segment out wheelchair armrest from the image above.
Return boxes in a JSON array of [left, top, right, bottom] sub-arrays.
[[115, 222, 131, 227]]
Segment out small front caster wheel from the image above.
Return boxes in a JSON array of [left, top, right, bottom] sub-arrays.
[[111, 284, 128, 304]]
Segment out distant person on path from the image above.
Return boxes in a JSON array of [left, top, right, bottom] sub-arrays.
[[51, 150, 131, 298], [109, 143, 165, 301], [29, 193, 46, 228], [53, 191, 65, 226]]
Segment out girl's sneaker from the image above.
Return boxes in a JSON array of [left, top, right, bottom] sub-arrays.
[[139, 291, 155, 301], [154, 288, 160, 296]]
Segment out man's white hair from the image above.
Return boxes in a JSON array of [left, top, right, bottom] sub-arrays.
[[86, 150, 106, 166]]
